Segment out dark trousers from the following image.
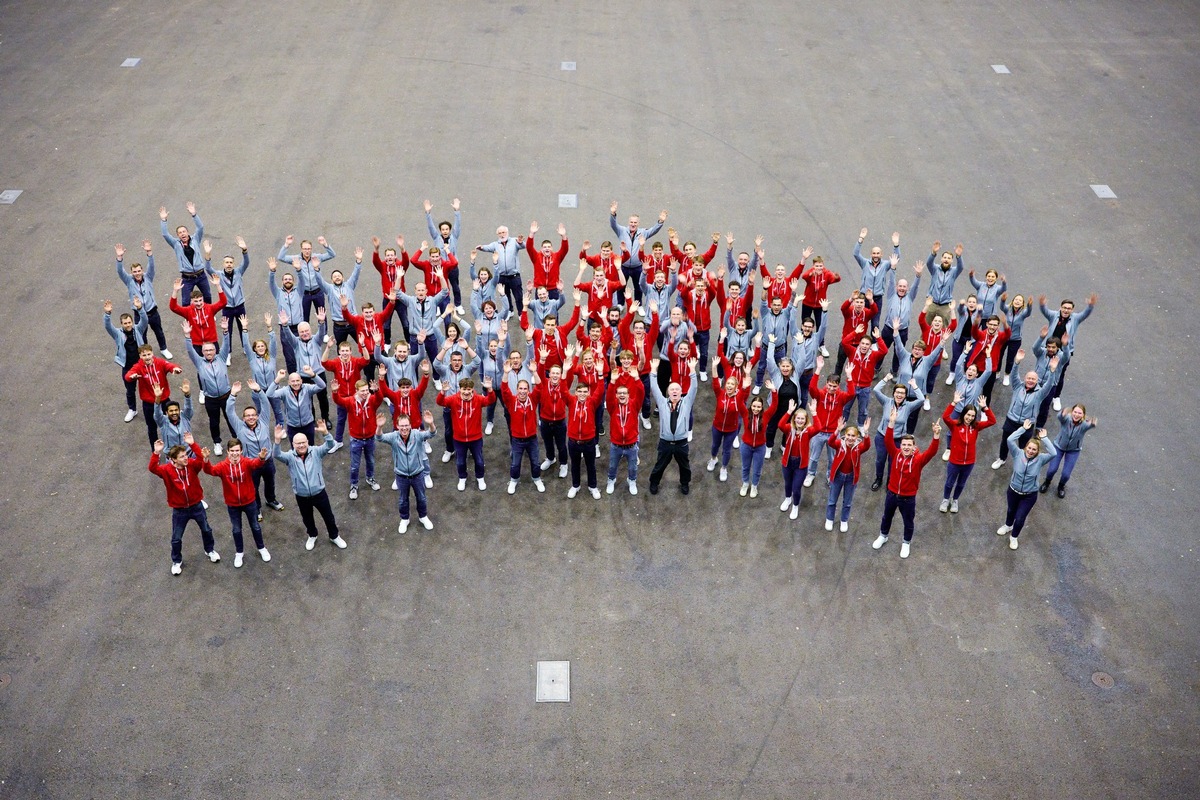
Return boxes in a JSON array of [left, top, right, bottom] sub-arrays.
[[442, 407, 455, 453], [181, 272, 211, 304], [121, 363, 139, 411], [511, 436, 542, 479], [1002, 338, 1021, 376], [142, 398, 169, 446], [286, 420, 316, 444], [227, 502, 264, 552], [222, 303, 246, 355], [445, 266, 463, 308], [944, 462, 974, 500], [296, 489, 339, 539], [694, 329, 711, 374], [204, 391, 235, 445], [454, 438, 485, 479], [141, 306, 168, 350], [880, 490, 917, 542], [640, 374, 653, 418], [881, 325, 909, 373], [498, 273, 524, 315], [333, 321, 354, 346], [171, 503, 214, 563], [649, 438, 690, 490], [622, 264, 643, 304], [998, 418, 1033, 461], [1005, 487, 1038, 537], [252, 459, 279, 505], [301, 374, 330, 425], [541, 418, 567, 463], [301, 289, 325, 324], [568, 438, 597, 489], [782, 457, 806, 504], [383, 297, 408, 346], [396, 472, 427, 520], [281, 324, 299, 374], [1052, 360, 1069, 399]]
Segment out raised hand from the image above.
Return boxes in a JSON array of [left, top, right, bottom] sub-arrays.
[[892, 231, 900, 247], [142, 239, 153, 254], [274, 425, 286, 442], [103, 299, 113, 314], [354, 246, 364, 260], [317, 236, 328, 248], [185, 201, 197, 216]]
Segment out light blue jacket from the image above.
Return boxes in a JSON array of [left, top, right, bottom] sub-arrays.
[[188, 340, 232, 397], [853, 240, 899, 297], [1007, 431, 1056, 493], [242, 330, 278, 388], [268, 376, 326, 426], [526, 295, 566, 331], [400, 290, 448, 334], [378, 427, 434, 476], [650, 374, 698, 442], [268, 272, 304, 323], [277, 244, 335, 293], [873, 378, 925, 437], [116, 255, 158, 312], [477, 237, 525, 276], [969, 272, 1007, 319], [154, 396, 194, 449], [104, 310, 148, 365], [893, 335, 944, 386], [1039, 301, 1093, 357], [281, 324, 327, 375], [1053, 412, 1095, 452], [925, 253, 964, 305], [205, 250, 251, 307], [883, 271, 920, 330], [161, 215, 205, 273], [317, 261, 363, 323], [226, 391, 273, 454], [1000, 297, 1032, 342], [427, 209, 461, 257], [612, 216, 663, 268], [275, 438, 335, 496], [1004, 372, 1056, 424]]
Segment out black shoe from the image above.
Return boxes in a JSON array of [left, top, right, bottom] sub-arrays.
[[680, 484, 690, 495], [871, 479, 882, 491], [1039, 478, 1051, 494], [649, 484, 660, 495], [1056, 484, 1067, 498]]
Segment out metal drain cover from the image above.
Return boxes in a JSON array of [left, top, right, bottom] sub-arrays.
[[1091, 671, 1115, 689]]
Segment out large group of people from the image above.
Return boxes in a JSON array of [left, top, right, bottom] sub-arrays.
[[107, 200, 1099, 573]]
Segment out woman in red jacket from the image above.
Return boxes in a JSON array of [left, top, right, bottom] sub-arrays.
[[777, 405, 815, 520], [939, 396, 996, 513], [201, 438, 271, 567], [707, 374, 750, 482], [738, 392, 771, 497], [824, 418, 872, 532]]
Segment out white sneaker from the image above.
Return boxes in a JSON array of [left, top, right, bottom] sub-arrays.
[[719, 467, 728, 482], [825, 518, 834, 531], [764, 447, 772, 460], [820, 346, 830, 358], [161, 348, 173, 360], [424, 441, 432, 454], [258, 547, 271, 562], [328, 440, 343, 453], [234, 552, 244, 568], [305, 536, 317, 550], [707, 457, 718, 472], [485, 421, 494, 435], [225, 353, 232, 367], [943, 450, 951, 461], [789, 505, 799, 520], [455, 305, 466, 316], [803, 474, 814, 488], [213, 442, 223, 456], [399, 519, 410, 534], [442, 451, 453, 463], [991, 458, 1004, 470], [206, 550, 221, 563], [900, 541, 911, 559], [750, 485, 758, 498], [939, 499, 950, 513], [751, 385, 761, 396], [641, 416, 651, 430], [699, 371, 708, 382], [628, 480, 637, 495], [923, 398, 931, 411], [457, 478, 466, 491], [1052, 397, 1062, 412], [541, 458, 555, 471], [559, 464, 569, 479], [872, 534, 888, 550], [839, 521, 848, 533], [366, 477, 380, 491], [349, 486, 358, 500], [1002, 374, 1010, 386], [392, 478, 398, 490], [1009, 536, 1019, 550], [590, 487, 601, 499], [198, 393, 205, 405], [950, 499, 959, 514], [687, 431, 693, 442], [257, 512, 264, 522], [595, 444, 601, 457], [739, 482, 749, 497], [946, 373, 955, 385], [996, 524, 1012, 536], [123, 409, 137, 423], [419, 516, 433, 530], [477, 478, 486, 491], [424, 475, 433, 488], [732, 437, 740, 450], [568, 486, 579, 499], [508, 479, 518, 495], [332, 536, 347, 549], [171, 562, 182, 575], [534, 479, 546, 493], [606, 479, 615, 495], [201, 499, 209, 509], [780, 498, 791, 512]]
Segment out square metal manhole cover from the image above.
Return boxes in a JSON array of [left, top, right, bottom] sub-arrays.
[[0, 190, 22, 204], [1090, 184, 1117, 199], [536, 660, 570, 702], [558, 194, 577, 209]]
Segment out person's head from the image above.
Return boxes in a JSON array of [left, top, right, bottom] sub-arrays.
[[201, 342, 217, 362], [439, 220, 452, 238], [728, 282, 742, 300], [1023, 436, 1043, 459], [338, 342, 352, 360], [428, 249, 442, 268], [397, 377, 413, 395], [297, 322, 313, 342], [667, 381, 682, 402], [588, 320, 602, 341], [1045, 337, 1061, 357], [676, 341, 691, 359], [330, 269, 345, 286], [826, 373, 841, 389], [869, 247, 882, 266], [628, 214, 640, 232], [459, 378, 475, 401], [292, 432, 309, 456], [965, 294, 979, 311], [241, 404, 259, 428], [669, 306, 683, 325], [773, 263, 787, 280], [940, 251, 954, 270], [282, 272, 295, 291], [165, 401, 181, 423], [911, 340, 926, 358], [496, 226, 509, 243], [965, 364, 979, 380], [226, 438, 243, 462], [414, 281, 428, 300], [899, 434, 917, 456], [896, 279, 909, 298], [984, 268, 998, 286], [361, 302, 376, 321], [985, 316, 1000, 334], [619, 349, 634, 368], [190, 289, 205, 309], [549, 365, 562, 384], [581, 349, 596, 369], [1011, 294, 1026, 311], [129, 262, 145, 280], [535, 285, 549, 303], [354, 380, 370, 401], [168, 445, 189, 467], [736, 251, 750, 268], [770, 297, 783, 315], [516, 379, 531, 402], [540, 239, 553, 257], [252, 338, 268, 357], [683, 241, 698, 258], [730, 350, 746, 369], [961, 406, 978, 427], [222, 255, 236, 275], [779, 357, 794, 377], [929, 315, 944, 333], [695, 278, 709, 295], [487, 338, 500, 357], [1070, 403, 1087, 422], [393, 340, 410, 360], [507, 350, 523, 369], [300, 240, 313, 259], [176, 226, 191, 246], [812, 255, 825, 271], [383, 247, 397, 266], [792, 408, 809, 429], [1023, 370, 1039, 390], [288, 372, 304, 391], [749, 396, 765, 416], [396, 413, 413, 436], [606, 306, 621, 327], [445, 322, 461, 341], [574, 383, 590, 402], [449, 352, 464, 372], [852, 293, 866, 312], [892, 384, 908, 404], [842, 425, 861, 445], [632, 318, 647, 337], [615, 384, 630, 404], [1059, 299, 1076, 319], [734, 317, 747, 335], [543, 315, 558, 333], [724, 376, 739, 395], [477, 267, 492, 285], [801, 318, 815, 339], [651, 241, 664, 257], [857, 335, 873, 355], [119, 312, 134, 332]]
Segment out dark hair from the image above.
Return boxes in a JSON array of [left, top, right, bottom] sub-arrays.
[[226, 438, 243, 450]]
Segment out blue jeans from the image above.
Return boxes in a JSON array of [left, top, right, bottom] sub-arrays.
[[943, 462, 974, 500], [349, 436, 375, 485], [1045, 449, 1080, 483], [694, 329, 711, 373], [710, 427, 736, 465], [510, 436, 542, 479], [843, 386, 871, 427], [781, 457, 806, 504], [335, 403, 348, 442], [880, 491, 917, 542], [608, 443, 640, 482], [826, 470, 858, 522], [1005, 487, 1038, 537], [740, 443, 766, 486], [171, 503, 214, 564], [806, 430, 832, 478], [395, 472, 427, 520], [226, 501, 263, 552], [455, 438, 485, 479]]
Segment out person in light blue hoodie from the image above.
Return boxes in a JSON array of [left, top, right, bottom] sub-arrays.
[[115, 241, 170, 355], [160, 203, 208, 302], [273, 420, 345, 551], [187, 335, 234, 452], [1040, 403, 1097, 498], [204, 236, 251, 363], [377, 408, 438, 533], [996, 421, 1057, 550], [104, 299, 149, 421]]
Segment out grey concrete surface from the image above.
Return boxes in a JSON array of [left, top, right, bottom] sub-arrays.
[[0, 0, 1197, 797]]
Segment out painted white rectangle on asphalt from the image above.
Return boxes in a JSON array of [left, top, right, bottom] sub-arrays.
[[558, 194, 578, 209], [991, 64, 1010, 74], [0, 189, 22, 204], [561, 61, 576, 71], [536, 660, 570, 702], [121, 58, 141, 67], [1090, 184, 1117, 199]]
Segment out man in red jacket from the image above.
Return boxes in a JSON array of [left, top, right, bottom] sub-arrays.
[[800, 256, 841, 356], [873, 408, 942, 558], [835, 291, 879, 376], [322, 340, 370, 451], [531, 365, 572, 479], [149, 433, 219, 575], [436, 378, 495, 491], [527, 221, 569, 298], [565, 381, 605, 499], [127, 345, 184, 447], [525, 295, 581, 379], [371, 235, 410, 346], [332, 378, 384, 499], [806, 358, 855, 485], [840, 328, 888, 428], [201, 438, 271, 567], [605, 366, 645, 494], [170, 274, 226, 355], [678, 277, 721, 382], [500, 368, 545, 494]]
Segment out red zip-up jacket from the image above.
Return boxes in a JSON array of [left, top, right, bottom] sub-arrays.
[[527, 237, 569, 287], [942, 403, 997, 465], [566, 391, 604, 441], [126, 357, 181, 403], [841, 298, 879, 340], [322, 355, 370, 400], [809, 374, 854, 433], [372, 249, 410, 295], [966, 328, 1010, 372], [712, 383, 749, 433], [580, 249, 629, 282], [918, 313, 957, 367], [640, 250, 674, 281], [740, 405, 770, 448], [528, 305, 581, 375], [533, 380, 571, 422], [827, 434, 871, 482], [380, 375, 428, 428], [679, 283, 720, 332], [436, 390, 495, 442], [668, 348, 694, 395], [777, 417, 818, 467], [170, 293, 227, 344], [841, 334, 888, 391], [344, 303, 394, 354], [801, 266, 841, 308], [606, 373, 645, 446], [670, 240, 718, 267], [575, 325, 615, 367], [575, 278, 624, 319], [202, 454, 266, 507], [411, 251, 458, 297], [333, 391, 383, 439], [716, 342, 761, 383], [884, 426, 940, 495], [722, 293, 750, 327], [500, 382, 540, 438], [148, 444, 206, 508], [760, 262, 806, 305], [618, 311, 658, 376]]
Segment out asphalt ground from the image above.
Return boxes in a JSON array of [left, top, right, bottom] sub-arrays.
[[0, 0, 1197, 797]]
